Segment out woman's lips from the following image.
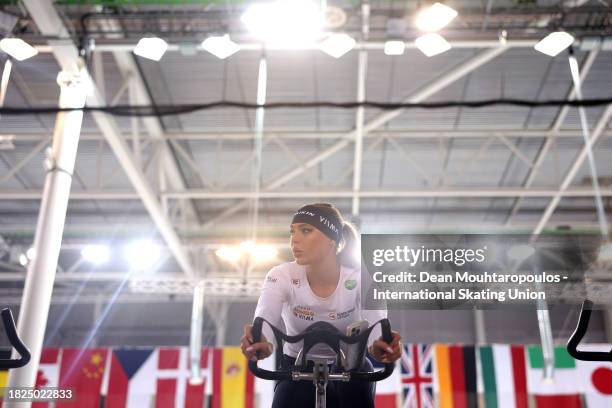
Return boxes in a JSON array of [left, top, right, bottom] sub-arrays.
[[292, 250, 303, 256]]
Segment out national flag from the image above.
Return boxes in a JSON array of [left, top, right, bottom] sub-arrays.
[[575, 344, 612, 408], [0, 349, 11, 408], [185, 347, 212, 408], [56, 348, 108, 408], [369, 353, 401, 408], [155, 347, 192, 408], [433, 344, 477, 408], [526, 345, 583, 408], [211, 347, 255, 408], [400, 344, 434, 408], [478, 345, 528, 408], [253, 350, 275, 408], [32, 348, 61, 408], [105, 348, 156, 408]]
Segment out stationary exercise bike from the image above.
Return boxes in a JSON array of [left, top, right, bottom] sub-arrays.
[[247, 316, 395, 408], [0, 307, 31, 369]]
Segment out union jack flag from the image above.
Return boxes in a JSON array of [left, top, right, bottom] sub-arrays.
[[401, 344, 434, 408]]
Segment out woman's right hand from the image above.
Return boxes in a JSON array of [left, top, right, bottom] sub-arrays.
[[240, 324, 273, 362]]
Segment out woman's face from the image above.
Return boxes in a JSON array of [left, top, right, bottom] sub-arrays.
[[290, 222, 335, 265]]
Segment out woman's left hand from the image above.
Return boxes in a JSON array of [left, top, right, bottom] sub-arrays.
[[368, 331, 402, 363]]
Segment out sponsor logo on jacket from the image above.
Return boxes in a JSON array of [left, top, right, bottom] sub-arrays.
[[293, 305, 314, 321], [328, 307, 355, 320]]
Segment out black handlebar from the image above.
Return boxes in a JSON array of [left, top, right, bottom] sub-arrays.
[[0, 308, 31, 369], [248, 317, 395, 382], [567, 300, 612, 362]]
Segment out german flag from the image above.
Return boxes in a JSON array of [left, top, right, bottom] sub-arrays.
[[434, 344, 477, 408]]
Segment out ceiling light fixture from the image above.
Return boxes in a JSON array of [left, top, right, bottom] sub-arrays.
[[0, 38, 38, 61], [320, 33, 356, 58], [415, 33, 451, 57], [241, 0, 324, 47], [133, 37, 168, 61], [201, 35, 240, 59], [415, 3, 458, 32], [384, 40, 405, 56], [534, 31, 574, 57]]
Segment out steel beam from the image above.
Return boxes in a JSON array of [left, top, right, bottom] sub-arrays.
[[32, 39, 541, 54], [200, 46, 508, 230], [2, 187, 612, 200], [96, 17, 200, 222], [7, 129, 612, 142], [533, 104, 612, 234], [22, 0, 195, 278], [505, 50, 600, 224]]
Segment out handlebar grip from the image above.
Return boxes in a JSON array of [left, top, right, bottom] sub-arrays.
[[248, 317, 293, 380], [380, 318, 393, 344], [252, 316, 263, 343], [0, 308, 31, 370], [248, 360, 292, 381], [567, 300, 612, 362], [350, 362, 395, 382], [351, 318, 395, 382]]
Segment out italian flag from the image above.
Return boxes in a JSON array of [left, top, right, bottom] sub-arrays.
[[478, 345, 528, 408], [526, 345, 583, 408]]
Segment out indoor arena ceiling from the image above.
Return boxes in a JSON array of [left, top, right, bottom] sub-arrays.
[[0, 0, 611, 308]]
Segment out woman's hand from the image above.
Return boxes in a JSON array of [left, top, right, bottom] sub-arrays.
[[368, 331, 402, 364], [240, 324, 273, 362]]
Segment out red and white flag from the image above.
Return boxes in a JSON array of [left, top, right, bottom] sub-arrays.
[[576, 344, 612, 408], [32, 348, 61, 408]]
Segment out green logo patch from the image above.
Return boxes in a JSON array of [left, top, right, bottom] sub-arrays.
[[344, 279, 357, 290]]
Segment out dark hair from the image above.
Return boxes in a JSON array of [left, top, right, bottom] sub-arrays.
[[305, 203, 360, 268]]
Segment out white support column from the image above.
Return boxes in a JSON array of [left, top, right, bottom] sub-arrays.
[[250, 55, 267, 244], [212, 303, 230, 347], [4, 70, 88, 407], [129, 77, 142, 169], [473, 309, 487, 345], [189, 281, 205, 385], [91, 295, 103, 347], [159, 152, 169, 216], [536, 303, 555, 380], [0, 59, 12, 106], [91, 51, 105, 102], [352, 3, 369, 217], [603, 310, 612, 343]]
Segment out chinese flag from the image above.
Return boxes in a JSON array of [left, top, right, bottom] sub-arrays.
[[56, 348, 108, 408]]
